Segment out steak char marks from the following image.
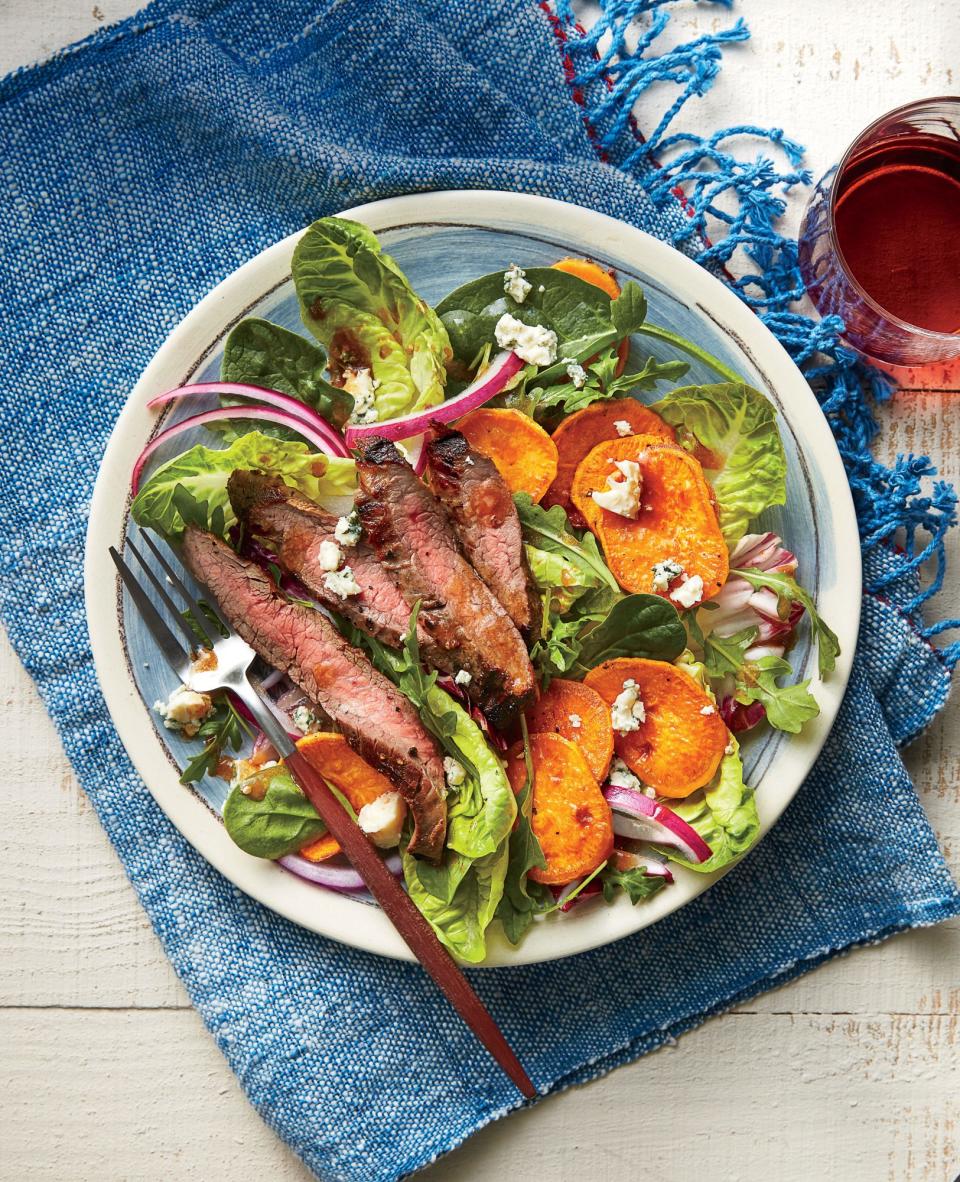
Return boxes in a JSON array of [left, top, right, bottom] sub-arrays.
[[356, 437, 535, 728], [228, 470, 415, 651], [425, 427, 540, 638], [179, 527, 447, 859]]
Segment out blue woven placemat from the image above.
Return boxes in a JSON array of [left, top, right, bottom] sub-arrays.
[[1, 2, 958, 1179]]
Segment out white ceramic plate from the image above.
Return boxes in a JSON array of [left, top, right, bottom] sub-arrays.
[[85, 191, 860, 966]]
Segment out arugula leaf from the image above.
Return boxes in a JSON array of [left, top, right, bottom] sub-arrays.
[[601, 865, 670, 905], [574, 594, 686, 672], [495, 718, 551, 944], [178, 695, 248, 784], [733, 567, 840, 676], [660, 740, 760, 873], [222, 765, 327, 858], [220, 317, 353, 429], [734, 655, 820, 733], [522, 353, 688, 420], [653, 383, 787, 544], [514, 494, 620, 593], [701, 625, 758, 680], [132, 430, 357, 539]]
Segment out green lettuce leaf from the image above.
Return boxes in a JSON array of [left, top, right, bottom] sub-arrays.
[[292, 217, 451, 422], [402, 840, 509, 964], [220, 317, 353, 428], [222, 766, 327, 859], [653, 383, 787, 544], [131, 430, 356, 539], [660, 740, 760, 873], [514, 494, 620, 593]]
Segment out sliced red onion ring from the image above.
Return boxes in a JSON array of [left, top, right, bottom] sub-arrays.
[[148, 381, 331, 431], [604, 785, 712, 864], [279, 849, 403, 892], [131, 405, 350, 493], [343, 350, 524, 447]]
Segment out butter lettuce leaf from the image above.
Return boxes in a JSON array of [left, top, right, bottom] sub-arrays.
[[659, 740, 760, 873], [131, 430, 357, 539], [292, 217, 451, 422], [653, 383, 787, 544]]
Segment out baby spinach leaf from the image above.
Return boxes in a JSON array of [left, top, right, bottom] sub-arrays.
[[435, 266, 614, 366], [222, 766, 327, 858], [574, 594, 686, 671], [221, 317, 353, 428]]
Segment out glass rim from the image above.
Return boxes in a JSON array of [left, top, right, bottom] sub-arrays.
[[825, 94, 960, 346]]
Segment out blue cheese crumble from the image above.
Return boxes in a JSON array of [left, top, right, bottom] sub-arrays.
[[562, 357, 588, 389], [503, 263, 532, 304], [591, 459, 642, 518], [611, 678, 646, 734], [153, 685, 214, 738], [324, 566, 362, 598], [494, 313, 558, 367], [334, 511, 362, 548], [443, 756, 467, 788], [651, 558, 683, 593], [317, 539, 342, 571], [344, 367, 380, 425]]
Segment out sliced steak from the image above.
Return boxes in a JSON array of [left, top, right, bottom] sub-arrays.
[[180, 527, 447, 859], [228, 470, 414, 650], [425, 427, 541, 638], [355, 438, 536, 728]]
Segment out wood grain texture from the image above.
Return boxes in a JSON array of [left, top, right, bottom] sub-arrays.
[[2, 0, 959, 1179]]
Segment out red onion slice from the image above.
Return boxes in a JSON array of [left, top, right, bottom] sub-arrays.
[[604, 785, 713, 864], [343, 350, 524, 447], [131, 405, 350, 493], [279, 849, 403, 892], [148, 381, 330, 430]]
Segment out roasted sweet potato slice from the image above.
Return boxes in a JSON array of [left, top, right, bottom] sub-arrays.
[[543, 399, 675, 526], [505, 732, 614, 884], [571, 434, 728, 600], [526, 678, 614, 782], [456, 407, 559, 503], [295, 732, 399, 862], [583, 658, 728, 797]]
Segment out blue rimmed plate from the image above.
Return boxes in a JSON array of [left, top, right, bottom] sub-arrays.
[[84, 191, 860, 965]]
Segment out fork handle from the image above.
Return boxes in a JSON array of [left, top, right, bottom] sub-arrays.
[[284, 748, 536, 1100]]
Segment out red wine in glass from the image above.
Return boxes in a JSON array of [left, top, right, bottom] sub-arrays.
[[799, 98, 960, 366]]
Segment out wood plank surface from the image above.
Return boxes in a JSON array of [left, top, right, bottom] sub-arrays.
[[1, 1, 958, 1179]]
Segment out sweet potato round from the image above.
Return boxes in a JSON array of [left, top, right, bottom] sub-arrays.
[[456, 407, 559, 503], [526, 678, 613, 782], [295, 733, 399, 862], [543, 399, 674, 526], [571, 434, 728, 600], [506, 732, 614, 885], [583, 658, 728, 797]]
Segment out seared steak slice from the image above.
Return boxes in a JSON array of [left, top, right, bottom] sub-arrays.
[[228, 470, 414, 650], [355, 438, 536, 728], [180, 527, 447, 859], [425, 427, 541, 638]]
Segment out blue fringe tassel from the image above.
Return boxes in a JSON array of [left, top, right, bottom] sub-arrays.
[[550, 0, 959, 671]]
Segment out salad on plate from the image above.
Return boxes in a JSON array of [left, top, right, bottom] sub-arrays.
[[129, 217, 839, 962]]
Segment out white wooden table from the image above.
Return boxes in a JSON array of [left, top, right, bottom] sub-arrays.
[[2, 3, 958, 1179]]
